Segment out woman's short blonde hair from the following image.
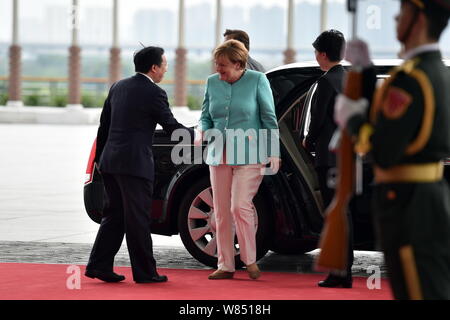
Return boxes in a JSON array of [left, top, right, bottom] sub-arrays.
[[213, 39, 248, 69]]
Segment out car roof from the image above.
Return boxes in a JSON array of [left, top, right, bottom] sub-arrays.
[[267, 58, 450, 74], [268, 57, 450, 120]]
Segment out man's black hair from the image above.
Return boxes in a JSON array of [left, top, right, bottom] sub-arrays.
[[312, 29, 346, 62], [223, 29, 250, 51], [423, 2, 450, 40], [133, 46, 164, 73]]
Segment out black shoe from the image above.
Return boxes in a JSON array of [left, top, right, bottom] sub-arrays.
[[85, 269, 125, 283], [318, 275, 352, 288], [135, 275, 168, 283]]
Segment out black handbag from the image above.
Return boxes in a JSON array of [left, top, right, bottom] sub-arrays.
[[83, 163, 105, 224]]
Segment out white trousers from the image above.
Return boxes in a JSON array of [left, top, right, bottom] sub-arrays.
[[209, 164, 264, 272]]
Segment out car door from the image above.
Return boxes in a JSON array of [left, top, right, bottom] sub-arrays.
[[263, 76, 326, 247]]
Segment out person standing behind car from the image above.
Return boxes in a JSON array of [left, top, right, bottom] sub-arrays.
[[85, 46, 193, 284], [198, 40, 280, 280], [223, 29, 265, 72], [302, 30, 354, 288]]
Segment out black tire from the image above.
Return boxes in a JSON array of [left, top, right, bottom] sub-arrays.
[[178, 176, 273, 268]]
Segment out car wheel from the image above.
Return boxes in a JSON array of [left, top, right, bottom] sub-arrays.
[[178, 176, 273, 268]]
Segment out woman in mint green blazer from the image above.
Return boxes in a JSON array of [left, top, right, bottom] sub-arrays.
[[196, 40, 280, 280]]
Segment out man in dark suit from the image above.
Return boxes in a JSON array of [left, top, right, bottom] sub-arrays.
[[302, 30, 354, 288], [223, 29, 265, 72], [85, 46, 193, 283]]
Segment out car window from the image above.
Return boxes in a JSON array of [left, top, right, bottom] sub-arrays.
[[268, 67, 323, 107], [301, 82, 318, 140], [278, 89, 309, 136]]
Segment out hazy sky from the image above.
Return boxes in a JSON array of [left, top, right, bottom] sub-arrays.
[[0, 0, 342, 41]]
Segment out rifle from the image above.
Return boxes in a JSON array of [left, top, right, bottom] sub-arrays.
[[315, 0, 363, 274]]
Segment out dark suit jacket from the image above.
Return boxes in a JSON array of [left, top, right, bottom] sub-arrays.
[[247, 56, 265, 72], [95, 73, 193, 181], [305, 64, 345, 167]]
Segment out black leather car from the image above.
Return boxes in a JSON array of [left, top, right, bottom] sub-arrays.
[[84, 60, 450, 268]]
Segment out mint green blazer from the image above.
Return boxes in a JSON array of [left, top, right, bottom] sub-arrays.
[[199, 70, 280, 166]]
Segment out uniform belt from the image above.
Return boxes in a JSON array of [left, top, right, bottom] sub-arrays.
[[374, 162, 444, 183]]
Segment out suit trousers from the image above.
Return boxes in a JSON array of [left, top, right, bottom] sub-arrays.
[[209, 164, 264, 272], [87, 173, 158, 282]]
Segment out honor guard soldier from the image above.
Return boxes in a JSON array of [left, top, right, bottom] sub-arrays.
[[335, 0, 450, 299]]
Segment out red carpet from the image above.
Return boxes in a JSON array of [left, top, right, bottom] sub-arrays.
[[0, 263, 393, 300]]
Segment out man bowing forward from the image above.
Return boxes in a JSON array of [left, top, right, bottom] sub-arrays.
[[86, 47, 193, 283]]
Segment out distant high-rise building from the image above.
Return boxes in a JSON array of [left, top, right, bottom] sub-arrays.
[[186, 3, 213, 48], [222, 6, 247, 34], [357, 0, 399, 56], [133, 9, 176, 47], [249, 5, 284, 49], [80, 7, 112, 45], [293, 0, 400, 59], [327, 1, 350, 39], [21, 17, 45, 43], [295, 2, 320, 56], [43, 5, 70, 44]]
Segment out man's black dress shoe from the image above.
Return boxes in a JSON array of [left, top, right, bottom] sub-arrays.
[[318, 275, 352, 288], [85, 269, 125, 283], [135, 275, 168, 283]]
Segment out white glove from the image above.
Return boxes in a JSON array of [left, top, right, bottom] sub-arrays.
[[334, 94, 368, 128], [194, 128, 203, 146], [344, 39, 372, 68]]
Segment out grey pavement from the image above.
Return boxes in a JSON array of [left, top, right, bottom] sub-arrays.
[[0, 241, 386, 277], [0, 124, 387, 277]]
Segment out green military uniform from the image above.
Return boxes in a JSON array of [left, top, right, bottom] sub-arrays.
[[348, 0, 450, 300]]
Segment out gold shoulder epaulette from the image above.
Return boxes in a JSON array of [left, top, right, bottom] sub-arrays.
[[398, 58, 420, 75], [370, 57, 421, 122], [404, 64, 435, 155]]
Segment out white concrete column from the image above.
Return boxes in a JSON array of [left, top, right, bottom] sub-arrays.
[[178, 0, 185, 49], [67, 0, 83, 109], [12, 0, 19, 46], [283, 0, 296, 64], [212, 0, 222, 72], [7, 0, 23, 107], [175, 0, 187, 107], [112, 0, 119, 48], [287, 0, 294, 50], [71, 0, 79, 46], [215, 0, 222, 47], [320, 0, 328, 32], [109, 0, 121, 85]]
